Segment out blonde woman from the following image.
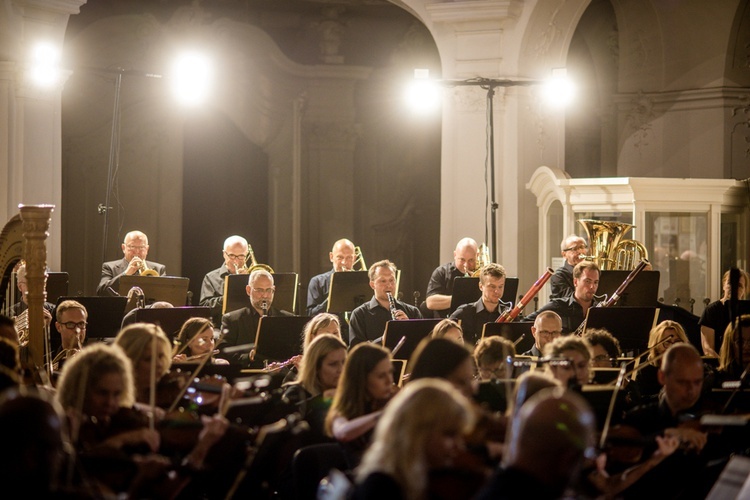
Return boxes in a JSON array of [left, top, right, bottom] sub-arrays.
[[718, 314, 750, 379], [301, 312, 341, 350], [113, 323, 172, 405], [430, 318, 464, 344], [353, 378, 475, 500], [636, 320, 689, 397]]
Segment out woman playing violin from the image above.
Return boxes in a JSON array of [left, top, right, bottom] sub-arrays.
[[173, 317, 227, 365], [325, 343, 395, 468], [302, 312, 342, 349], [544, 335, 591, 388], [717, 314, 750, 379], [113, 323, 173, 406], [635, 320, 688, 398]]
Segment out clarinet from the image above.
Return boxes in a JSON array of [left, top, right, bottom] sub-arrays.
[[387, 292, 398, 320]]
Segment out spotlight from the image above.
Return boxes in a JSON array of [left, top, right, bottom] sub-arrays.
[[542, 68, 575, 108], [29, 42, 61, 88], [170, 51, 212, 106], [405, 68, 441, 114]]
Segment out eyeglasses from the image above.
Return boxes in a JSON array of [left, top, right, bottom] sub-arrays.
[[225, 252, 248, 260], [563, 244, 588, 252], [479, 366, 506, 378], [251, 287, 275, 295], [126, 245, 148, 251], [538, 330, 562, 338], [61, 321, 87, 330]]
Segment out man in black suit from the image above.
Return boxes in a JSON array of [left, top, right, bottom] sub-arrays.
[[97, 230, 166, 296], [219, 269, 292, 366]]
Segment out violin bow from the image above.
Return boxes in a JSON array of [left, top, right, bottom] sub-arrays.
[[166, 330, 227, 414], [599, 362, 628, 450]]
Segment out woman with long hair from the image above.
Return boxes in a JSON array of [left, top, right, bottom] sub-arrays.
[[113, 323, 173, 405], [409, 337, 476, 399], [430, 318, 464, 344], [354, 379, 475, 500], [636, 320, 689, 397], [325, 343, 394, 467], [700, 269, 749, 357], [718, 314, 750, 379], [301, 313, 341, 350]]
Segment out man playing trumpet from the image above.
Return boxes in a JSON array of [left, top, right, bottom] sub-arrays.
[[97, 230, 166, 296], [200, 235, 250, 325]]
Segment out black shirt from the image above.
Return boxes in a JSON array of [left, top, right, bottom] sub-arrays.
[[525, 295, 601, 334], [349, 297, 422, 348], [218, 303, 292, 366], [450, 298, 500, 346], [699, 299, 732, 353], [549, 261, 575, 300], [199, 263, 231, 326], [426, 262, 466, 317]]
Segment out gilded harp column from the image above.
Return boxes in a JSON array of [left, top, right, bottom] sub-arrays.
[[20, 205, 54, 368]]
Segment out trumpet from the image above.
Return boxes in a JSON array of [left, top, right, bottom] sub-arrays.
[[137, 258, 159, 277]]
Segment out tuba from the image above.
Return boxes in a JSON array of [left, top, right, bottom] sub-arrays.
[[578, 219, 648, 271], [470, 243, 492, 277]]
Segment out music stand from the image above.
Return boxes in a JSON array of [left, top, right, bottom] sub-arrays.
[[480, 321, 534, 354], [597, 270, 660, 306], [46, 272, 68, 304], [583, 307, 659, 354], [119, 276, 189, 311], [327, 271, 371, 313], [578, 385, 627, 430], [381, 318, 441, 361], [134, 306, 211, 341], [449, 277, 519, 314], [475, 379, 512, 413], [54, 296, 128, 346], [253, 316, 311, 364], [223, 273, 299, 315]]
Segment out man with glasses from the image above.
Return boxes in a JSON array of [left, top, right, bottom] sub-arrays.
[[97, 230, 166, 296], [219, 269, 292, 366], [450, 263, 507, 346], [53, 300, 87, 368], [200, 235, 250, 325], [526, 261, 602, 334], [523, 310, 563, 357], [550, 235, 588, 300]]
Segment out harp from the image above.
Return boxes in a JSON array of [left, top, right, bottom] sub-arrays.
[[0, 206, 54, 368]]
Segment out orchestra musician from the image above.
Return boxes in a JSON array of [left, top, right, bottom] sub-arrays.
[[425, 237, 479, 317], [353, 379, 475, 500], [476, 388, 596, 500], [544, 336, 592, 388], [525, 261, 602, 334], [430, 318, 464, 344], [97, 230, 166, 296], [173, 317, 227, 365], [717, 313, 750, 380], [52, 299, 88, 371], [113, 323, 172, 406], [584, 328, 621, 368], [325, 343, 395, 469], [699, 268, 749, 357], [522, 310, 563, 357], [301, 312, 342, 350], [218, 269, 293, 366], [449, 263, 506, 346], [348, 260, 421, 348], [635, 320, 689, 397], [200, 235, 250, 326], [2, 262, 54, 325], [474, 336, 516, 381], [549, 235, 588, 300], [410, 337, 477, 399], [306, 238, 356, 316]]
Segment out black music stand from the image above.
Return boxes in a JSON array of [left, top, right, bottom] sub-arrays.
[[327, 271, 371, 313], [223, 273, 298, 315], [597, 270, 660, 306], [133, 306, 211, 341], [46, 272, 68, 304], [118, 276, 189, 311], [253, 316, 311, 364], [54, 296, 128, 348], [583, 306, 659, 354], [480, 321, 534, 354], [578, 385, 627, 431], [449, 277, 519, 314], [591, 368, 621, 384], [475, 379, 512, 413], [381, 318, 441, 361]]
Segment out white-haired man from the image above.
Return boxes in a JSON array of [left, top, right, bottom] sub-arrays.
[[200, 235, 250, 325], [97, 230, 166, 296]]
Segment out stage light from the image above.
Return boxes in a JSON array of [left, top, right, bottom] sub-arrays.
[[170, 51, 212, 106], [542, 68, 575, 108], [29, 42, 61, 88], [405, 68, 441, 114]]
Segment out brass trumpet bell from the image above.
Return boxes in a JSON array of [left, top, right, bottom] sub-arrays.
[[577, 219, 648, 271]]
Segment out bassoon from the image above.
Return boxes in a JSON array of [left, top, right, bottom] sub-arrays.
[[496, 267, 555, 323]]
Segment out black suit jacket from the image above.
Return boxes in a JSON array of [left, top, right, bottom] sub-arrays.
[[97, 258, 167, 296], [219, 304, 293, 366]]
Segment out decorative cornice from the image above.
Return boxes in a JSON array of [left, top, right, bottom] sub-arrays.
[[425, 0, 523, 26]]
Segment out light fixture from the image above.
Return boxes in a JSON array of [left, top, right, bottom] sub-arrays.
[[170, 51, 213, 106], [405, 68, 441, 114], [542, 68, 575, 107], [29, 42, 61, 88]]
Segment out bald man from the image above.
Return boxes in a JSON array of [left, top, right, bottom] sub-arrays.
[[425, 237, 479, 317], [523, 310, 563, 357], [477, 387, 596, 499], [306, 239, 356, 316], [97, 230, 166, 296]]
